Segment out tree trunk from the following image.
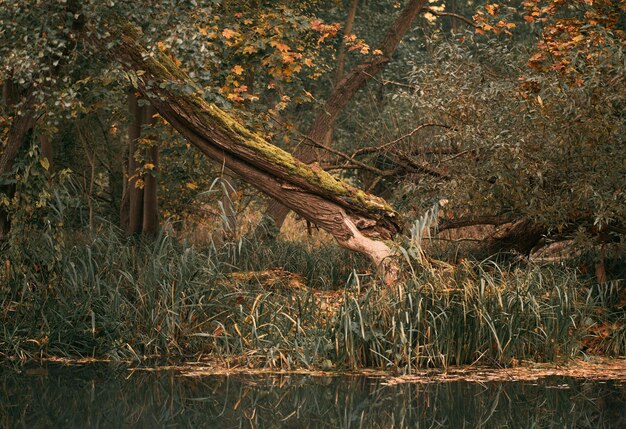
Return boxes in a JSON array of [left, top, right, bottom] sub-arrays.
[[141, 105, 159, 236], [486, 219, 546, 255], [121, 89, 145, 235], [104, 26, 401, 275], [263, 0, 427, 232], [335, 0, 359, 87]]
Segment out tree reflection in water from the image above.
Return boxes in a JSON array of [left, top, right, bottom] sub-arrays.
[[1, 364, 625, 428]]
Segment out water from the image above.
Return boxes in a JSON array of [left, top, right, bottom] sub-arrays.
[[1, 363, 625, 428]]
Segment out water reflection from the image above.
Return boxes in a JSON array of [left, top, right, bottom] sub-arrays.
[[1, 363, 625, 428]]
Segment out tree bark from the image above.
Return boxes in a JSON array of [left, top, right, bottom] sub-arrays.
[[141, 105, 159, 236], [335, 0, 359, 86], [104, 25, 401, 274], [263, 0, 427, 231], [121, 90, 145, 235]]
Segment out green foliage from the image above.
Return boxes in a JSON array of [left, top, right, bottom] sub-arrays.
[[0, 143, 76, 279], [348, 29, 624, 253]]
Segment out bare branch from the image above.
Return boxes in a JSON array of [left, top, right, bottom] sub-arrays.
[[422, 7, 480, 29], [362, 71, 417, 91], [354, 123, 455, 156]]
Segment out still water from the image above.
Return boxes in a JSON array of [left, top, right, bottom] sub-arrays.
[[1, 363, 625, 428]]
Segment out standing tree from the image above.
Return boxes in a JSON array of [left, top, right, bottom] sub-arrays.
[[120, 92, 160, 237], [261, 0, 428, 234]]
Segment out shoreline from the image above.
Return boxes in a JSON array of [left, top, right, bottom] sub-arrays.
[[5, 356, 625, 384]]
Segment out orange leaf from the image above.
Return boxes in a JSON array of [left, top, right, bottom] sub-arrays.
[[222, 28, 239, 39]]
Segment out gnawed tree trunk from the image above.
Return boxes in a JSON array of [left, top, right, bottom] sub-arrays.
[[486, 219, 546, 255], [105, 26, 401, 276], [438, 216, 546, 256], [263, 0, 427, 232]]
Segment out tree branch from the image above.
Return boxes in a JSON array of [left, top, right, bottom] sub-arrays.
[[422, 7, 479, 29], [353, 123, 454, 156]]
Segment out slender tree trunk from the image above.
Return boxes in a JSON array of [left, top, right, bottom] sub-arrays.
[[141, 105, 159, 236], [103, 27, 401, 277], [263, 0, 427, 232], [122, 90, 145, 235], [335, 0, 359, 87], [321, 0, 359, 167]]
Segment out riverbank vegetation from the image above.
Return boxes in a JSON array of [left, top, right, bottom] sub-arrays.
[[1, 225, 623, 368], [1, 0, 624, 369]]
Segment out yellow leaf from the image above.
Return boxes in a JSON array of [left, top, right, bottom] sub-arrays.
[[222, 28, 239, 39], [242, 45, 258, 54], [40, 158, 50, 171], [232, 65, 244, 75], [485, 4, 499, 16], [186, 182, 198, 190], [226, 93, 244, 102], [144, 163, 155, 170]]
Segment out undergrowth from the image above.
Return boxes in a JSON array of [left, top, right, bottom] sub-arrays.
[[1, 226, 622, 369]]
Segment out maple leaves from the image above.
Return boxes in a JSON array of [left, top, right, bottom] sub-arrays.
[[473, 0, 625, 88], [196, 5, 340, 109], [473, 4, 517, 36], [309, 20, 341, 44], [522, 0, 625, 83]]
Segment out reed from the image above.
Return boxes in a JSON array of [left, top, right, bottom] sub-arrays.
[[0, 226, 619, 368]]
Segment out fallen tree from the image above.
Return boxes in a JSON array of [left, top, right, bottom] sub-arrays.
[[102, 25, 402, 275]]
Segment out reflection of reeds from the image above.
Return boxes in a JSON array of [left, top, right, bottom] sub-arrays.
[[0, 227, 620, 368], [0, 365, 624, 428]]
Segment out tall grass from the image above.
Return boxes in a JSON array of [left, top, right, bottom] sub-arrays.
[[0, 225, 617, 369], [333, 261, 583, 371]]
